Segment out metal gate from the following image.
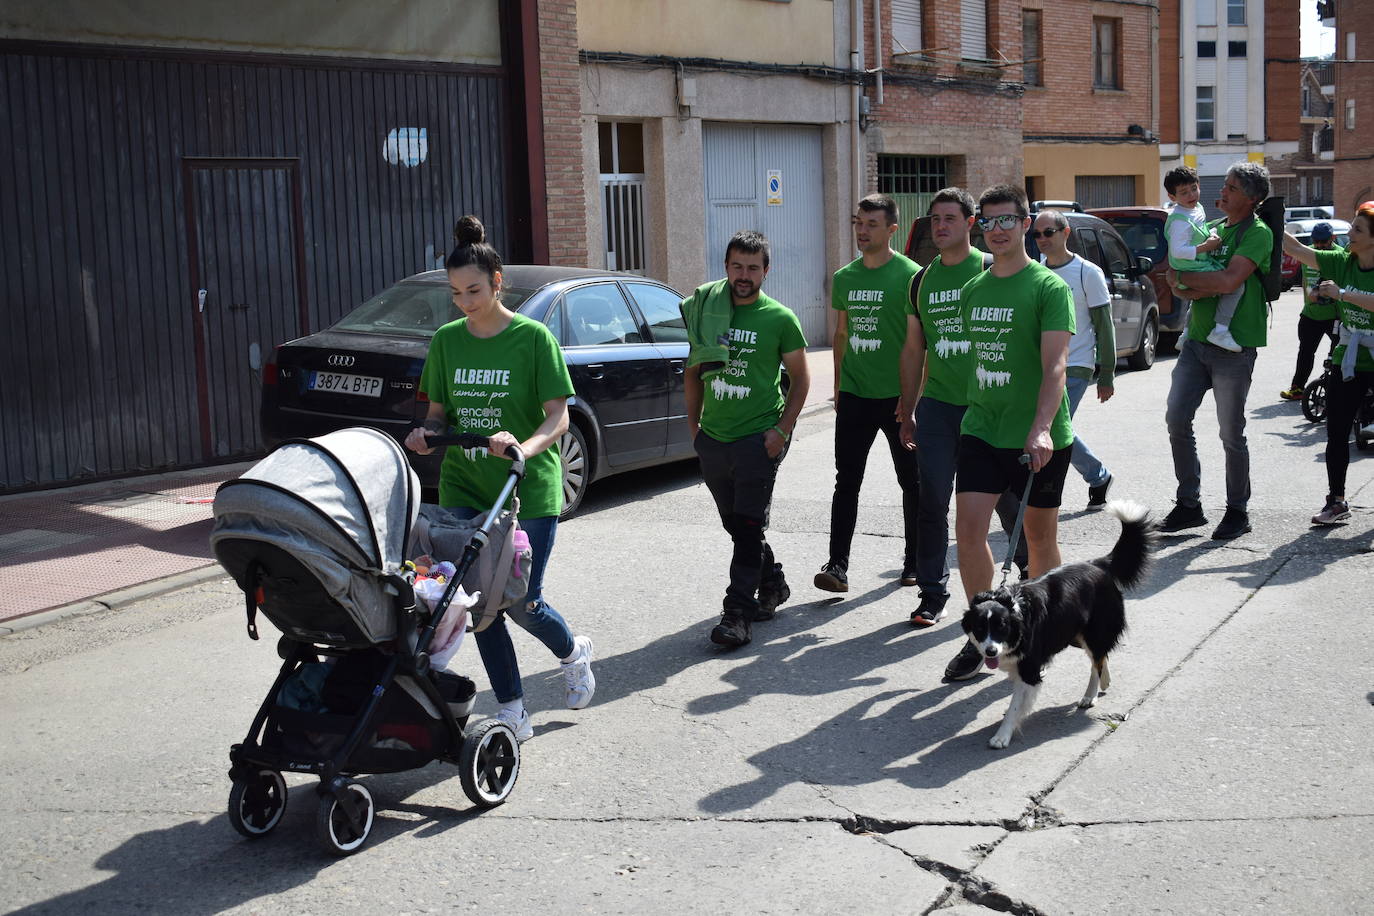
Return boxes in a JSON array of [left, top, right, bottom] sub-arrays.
[[185, 160, 307, 459], [601, 175, 646, 273], [703, 123, 827, 343], [1075, 175, 1136, 209]]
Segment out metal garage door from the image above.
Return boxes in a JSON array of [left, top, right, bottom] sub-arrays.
[[703, 123, 827, 344], [1075, 175, 1136, 210], [1198, 174, 1227, 221]]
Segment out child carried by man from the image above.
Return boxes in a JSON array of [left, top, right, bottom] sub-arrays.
[[1164, 165, 1244, 352]]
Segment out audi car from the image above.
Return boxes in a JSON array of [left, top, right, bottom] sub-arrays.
[[261, 266, 694, 516]]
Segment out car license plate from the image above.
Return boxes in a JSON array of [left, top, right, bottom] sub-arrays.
[[308, 371, 383, 397]]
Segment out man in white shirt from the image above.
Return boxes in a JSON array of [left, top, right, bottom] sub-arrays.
[[1032, 209, 1117, 507]]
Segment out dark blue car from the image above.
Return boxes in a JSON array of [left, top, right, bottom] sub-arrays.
[[261, 266, 693, 515]]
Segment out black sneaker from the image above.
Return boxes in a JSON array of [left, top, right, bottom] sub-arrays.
[[1160, 503, 1208, 532], [1211, 507, 1251, 540], [754, 575, 790, 621], [813, 562, 849, 593], [1086, 473, 1114, 508], [909, 595, 947, 628], [943, 641, 986, 681], [710, 613, 751, 648]]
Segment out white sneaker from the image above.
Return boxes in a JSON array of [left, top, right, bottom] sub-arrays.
[[494, 707, 533, 742], [1206, 326, 1242, 352], [561, 635, 596, 710]]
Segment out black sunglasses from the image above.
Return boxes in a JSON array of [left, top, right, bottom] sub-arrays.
[[1031, 227, 1064, 239]]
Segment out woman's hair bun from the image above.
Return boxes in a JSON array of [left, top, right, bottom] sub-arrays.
[[453, 215, 485, 246]]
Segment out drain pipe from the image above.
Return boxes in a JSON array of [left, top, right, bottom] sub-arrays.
[[851, 0, 863, 213], [874, 0, 884, 106]]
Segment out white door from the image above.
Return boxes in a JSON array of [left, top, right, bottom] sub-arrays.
[[703, 122, 827, 344]]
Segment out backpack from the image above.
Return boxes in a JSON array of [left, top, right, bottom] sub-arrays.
[[410, 502, 533, 632], [1217, 196, 1285, 303]]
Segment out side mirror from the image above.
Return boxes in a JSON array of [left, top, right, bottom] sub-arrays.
[[1135, 256, 1154, 275]]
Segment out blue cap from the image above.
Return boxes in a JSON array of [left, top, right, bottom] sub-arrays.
[[1311, 222, 1334, 241]]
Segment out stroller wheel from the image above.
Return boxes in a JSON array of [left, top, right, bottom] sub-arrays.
[[228, 769, 287, 839], [459, 719, 521, 808], [315, 781, 374, 856], [1302, 379, 1329, 424]]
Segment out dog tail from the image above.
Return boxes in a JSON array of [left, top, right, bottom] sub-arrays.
[[1104, 500, 1156, 590]]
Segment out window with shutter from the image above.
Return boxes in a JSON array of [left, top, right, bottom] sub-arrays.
[[1093, 18, 1121, 90], [1197, 86, 1215, 140], [1225, 58, 1247, 138], [960, 0, 987, 61], [1022, 10, 1042, 85], [1196, 0, 1216, 27], [891, 0, 924, 58]]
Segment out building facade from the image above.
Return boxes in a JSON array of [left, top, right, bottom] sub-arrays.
[[1157, 0, 1299, 213], [1270, 59, 1336, 209], [1331, 0, 1374, 212], [0, 1, 567, 491], [1021, 0, 1160, 208]]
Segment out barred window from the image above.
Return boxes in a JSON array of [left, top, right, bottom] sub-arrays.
[[877, 156, 948, 195]]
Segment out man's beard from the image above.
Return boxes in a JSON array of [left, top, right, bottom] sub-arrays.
[[732, 279, 757, 298]]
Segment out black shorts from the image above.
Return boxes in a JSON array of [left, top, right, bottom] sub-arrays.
[[955, 434, 1072, 508]]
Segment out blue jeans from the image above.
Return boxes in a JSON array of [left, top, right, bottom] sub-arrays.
[[1065, 375, 1111, 487], [1165, 338, 1258, 511], [446, 508, 574, 703], [912, 396, 1028, 603]]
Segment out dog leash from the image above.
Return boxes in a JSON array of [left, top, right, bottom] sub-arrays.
[[998, 454, 1036, 588]]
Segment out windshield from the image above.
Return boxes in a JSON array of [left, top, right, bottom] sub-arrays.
[[332, 282, 534, 337], [1102, 216, 1167, 266]]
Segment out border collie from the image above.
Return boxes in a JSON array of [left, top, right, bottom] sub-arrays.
[[961, 501, 1156, 749]]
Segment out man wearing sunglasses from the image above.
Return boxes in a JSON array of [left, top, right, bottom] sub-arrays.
[[1031, 209, 1118, 510], [943, 184, 1076, 682]]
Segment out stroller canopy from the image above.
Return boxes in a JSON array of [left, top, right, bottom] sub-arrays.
[[211, 427, 421, 643]]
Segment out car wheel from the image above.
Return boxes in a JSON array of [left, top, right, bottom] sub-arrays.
[[559, 422, 590, 518], [1126, 315, 1158, 371]]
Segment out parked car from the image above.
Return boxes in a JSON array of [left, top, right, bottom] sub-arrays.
[[1281, 219, 1352, 291], [1284, 205, 1335, 222], [1087, 207, 1191, 352], [905, 210, 1161, 370], [261, 266, 694, 516]]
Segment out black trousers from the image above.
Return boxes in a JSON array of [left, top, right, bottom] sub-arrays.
[[828, 391, 920, 570], [1325, 370, 1374, 499], [695, 430, 786, 614], [1291, 314, 1336, 391]]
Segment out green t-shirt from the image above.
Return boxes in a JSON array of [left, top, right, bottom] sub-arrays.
[[1186, 217, 1272, 348], [959, 261, 1076, 450], [700, 291, 807, 442], [832, 252, 920, 399], [419, 313, 575, 518], [1165, 206, 1222, 271], [1301, 242, 1344, 321], [915, 250, 984, 407], [1315, 247, 1374, 373]]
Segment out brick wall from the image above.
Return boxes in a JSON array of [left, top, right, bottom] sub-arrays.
[[1021, 0, 1154, 138], [538, 0, 587, 265], [1334, 0, 1374, 212], [1264, 0, 1300, 144], [866, 0, 1026, 193], [1159, 0, 1179, 145]]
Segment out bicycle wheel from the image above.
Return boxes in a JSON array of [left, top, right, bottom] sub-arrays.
[[1302, 378, 1328, 423]]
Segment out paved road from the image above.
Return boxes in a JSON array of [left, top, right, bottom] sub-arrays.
[[2, 289, 1372, 914]]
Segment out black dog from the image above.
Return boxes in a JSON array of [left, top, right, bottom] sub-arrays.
[[961, 502, 1156, 749]]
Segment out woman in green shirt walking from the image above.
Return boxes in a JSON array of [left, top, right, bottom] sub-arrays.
[[405, 216, 595, 741]]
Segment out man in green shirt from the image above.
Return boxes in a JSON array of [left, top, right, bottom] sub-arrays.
[[944, 184, 1076, 682], [1161, 161, 1272, 540], [1279, 220, 1341, 400], [685, 230, 810, 648], [815, 194, 923, 594], [898, 187, 1027, 628]]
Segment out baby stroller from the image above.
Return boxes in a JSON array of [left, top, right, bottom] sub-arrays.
[[1301, 325, 1374, 450], [210, 426, 525, 855]]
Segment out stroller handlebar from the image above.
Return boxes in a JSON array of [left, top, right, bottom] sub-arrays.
[[422, 433, 526, 478]]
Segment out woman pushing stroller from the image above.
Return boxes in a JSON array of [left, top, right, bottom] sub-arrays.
[[405, 215, 595, 740]]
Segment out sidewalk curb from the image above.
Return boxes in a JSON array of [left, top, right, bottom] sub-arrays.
[[0, 564, 226, 637]]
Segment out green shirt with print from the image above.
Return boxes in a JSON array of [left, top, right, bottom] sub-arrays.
[[1186, 216, 1272, 347], [915, 250, 984, 407], [959, 261, 1076, 450], [832, 252, 920, 399], [419, 313, 575, 518], [1315, 247, 1374, 373], [1301, 242, 1344, 321], [700, 290, 807, 442]]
